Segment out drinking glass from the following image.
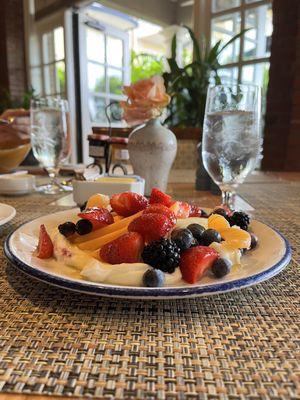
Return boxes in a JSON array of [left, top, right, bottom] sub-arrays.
[[30, 98, 70, 194], [202, 84, 262, 209]]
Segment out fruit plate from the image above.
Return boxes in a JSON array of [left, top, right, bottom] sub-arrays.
[[4, 209, 291, 299]]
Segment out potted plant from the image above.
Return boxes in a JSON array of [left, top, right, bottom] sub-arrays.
[[163, 26, 248, 190]]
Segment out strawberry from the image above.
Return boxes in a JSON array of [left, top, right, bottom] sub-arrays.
[[180, 246, 218, 284], [110, 192, 149, 217], [143, 204, 177, 225], [170, 201, 191, 219], [100, 232, 144, 264], [149, 188, 173, 207], [189, 205, 204, 217], [128, 213, 175, 243], [78, 207, 114, 229], [36, 224, 53, 259]]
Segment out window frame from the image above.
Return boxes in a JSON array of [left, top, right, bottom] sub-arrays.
[[206, 0, 272, 84]]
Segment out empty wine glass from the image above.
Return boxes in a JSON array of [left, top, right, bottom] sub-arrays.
[[202, 84, 262, 209], [30, 98, 70, 194]]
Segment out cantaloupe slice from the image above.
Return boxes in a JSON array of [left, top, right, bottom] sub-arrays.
[[77, 226, 128, 251]]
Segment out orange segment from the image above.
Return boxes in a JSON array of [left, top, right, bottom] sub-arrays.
[[208, 214, 230, 233], [221, 227, 251, 249], [77, 226, 128, 251]]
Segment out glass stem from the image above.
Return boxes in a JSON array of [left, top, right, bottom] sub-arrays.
[[221, 190, 235, 210], [46, 167, 59, 186]]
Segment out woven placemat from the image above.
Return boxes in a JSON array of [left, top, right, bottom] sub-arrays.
[[0, 183, 299, 399]]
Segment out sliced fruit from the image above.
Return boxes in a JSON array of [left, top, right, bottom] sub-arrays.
[[128, 213, 175, 243], [149, 188, 173, 207], [110, 192, 149, 216], [179, 246, 218, 284], [77, 226, 128, 250], [209, 241, 241, 266], [221, 227, 251, 249], [175, 217, 208, 230], [213, 205, 232, 217], [73, 211, 143, 244], [86, 193, 110, 209], [143, 203, 176, 225], [189, 205, 204, 217], [170, 201, 191, 219], [78, 207, 114, 229], [36, 224, 53, 259], [100, 232, 144, 264], [208, 213, 230, 233]]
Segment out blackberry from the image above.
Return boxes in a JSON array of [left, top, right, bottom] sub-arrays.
[[141, 238, 180, 273], [229, 211, 250, 231]]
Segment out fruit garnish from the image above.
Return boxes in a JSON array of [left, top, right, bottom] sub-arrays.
[[170, 201, 191, 218], [189, 205, 205, 217], [78, 207, 114, 229], [86, 193, 110, 209], [171, 228, 194, 251], [212, 205, 232, 217], [179, 246, 218, 284], [76, 219, 93, 235], [201, 229, 222, 246], [208, 214, 231, 233], [142, 238, 180, 273], [143, 203, 176, 225], [229, 211, 250, 231], [110, 192, 149, 217], [186, 223, 206, 242], [36, 224, 53, 259], [149, 188, 173, 207], [100, 232, 144, 264], [221, 227, 251, 249], [211, 258, 232, 278], [128, 213, 175, 243], [209, 241, 241, 266], [143, 269, 165, 287], [58, 221, 76, 237]]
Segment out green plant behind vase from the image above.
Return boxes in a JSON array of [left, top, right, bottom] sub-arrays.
[[0, 86, 39, 115], [163, 25, 249, 128]]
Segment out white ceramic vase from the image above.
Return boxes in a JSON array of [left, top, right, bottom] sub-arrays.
[[128, 118, 177, 196]]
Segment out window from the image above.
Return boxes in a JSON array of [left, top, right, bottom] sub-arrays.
[[30, 26, 66, 98], [210, 0, 272, 93], [85, 25, 127, 124]]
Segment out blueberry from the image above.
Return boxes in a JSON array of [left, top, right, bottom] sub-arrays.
[[201, 229, 221, 246], [79, 201, 87, 212], [171, 228, 194, 251], [212, 258, 232, 278], [76, 219, 93, 235], [187, 224, 206, 242], [58, 221, 76, 237], [143, 269, 165, 287], [212, 208, 228, 218], [250, 233, 258, 249]]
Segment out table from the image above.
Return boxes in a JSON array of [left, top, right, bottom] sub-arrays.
[[0, 171, 299, 400]]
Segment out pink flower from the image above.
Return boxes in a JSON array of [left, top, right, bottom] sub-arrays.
[[121, 75, 170, 126]]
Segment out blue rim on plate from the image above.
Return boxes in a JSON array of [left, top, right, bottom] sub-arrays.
[[4, 222, 292, 299]]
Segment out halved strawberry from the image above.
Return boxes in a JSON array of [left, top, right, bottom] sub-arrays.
[[100, 232, 144, 264], [110, 192, 149, 217], [149, 188, 173, 207], [143, 204, 177, 225], [36, 224, 53, 259], [170, 201, 191, 219], [189, 205, 205, 218], [128, 213, 175, 243], [180, 246, 218, 284], [78, 207, 114, 229]]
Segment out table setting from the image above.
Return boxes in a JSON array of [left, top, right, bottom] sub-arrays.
[[0, 76, 299, 399]]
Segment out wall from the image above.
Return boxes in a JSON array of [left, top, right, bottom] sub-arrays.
[[263, 0, 300, 171], [0, 0, 27, 102]]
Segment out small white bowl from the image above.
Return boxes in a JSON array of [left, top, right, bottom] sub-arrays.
[[0, 173, 36, 195]]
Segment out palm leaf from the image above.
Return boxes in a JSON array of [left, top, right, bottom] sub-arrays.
[[217, 28, 251, 56], [183, 24, 201, 62], [171, 34, 177, 59]]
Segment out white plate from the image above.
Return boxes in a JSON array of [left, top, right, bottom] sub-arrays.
[[0, 203, 16, 226], [4, 209, 291, 299]]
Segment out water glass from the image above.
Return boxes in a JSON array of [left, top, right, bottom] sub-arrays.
[[30, 98, 70, 194], [202, 84, 262, 209]]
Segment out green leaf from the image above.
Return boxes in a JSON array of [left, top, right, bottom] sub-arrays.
[[171, 34, 177, 59], [183, 24, 201, 62], [217, 28, 251, 56], [206, 40, 222, 64]]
